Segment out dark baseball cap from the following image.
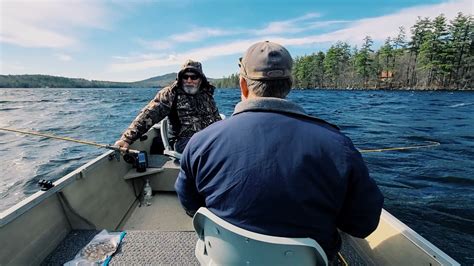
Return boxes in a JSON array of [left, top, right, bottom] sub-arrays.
[[239, 41, 293, 80]]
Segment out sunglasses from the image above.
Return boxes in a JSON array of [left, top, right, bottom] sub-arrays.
[[238, 57, 246, 76], [182, 74, 200, 80]]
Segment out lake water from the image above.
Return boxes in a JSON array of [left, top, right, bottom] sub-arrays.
[[0, 88, 473, 264]]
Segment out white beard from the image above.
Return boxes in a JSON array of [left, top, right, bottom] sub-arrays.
[[183, 84, 199, 95]]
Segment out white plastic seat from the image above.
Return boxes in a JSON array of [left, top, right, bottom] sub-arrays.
[[160, 114, 226, 160], [193, 207, 328, 266], [159, 117, 182, 160]]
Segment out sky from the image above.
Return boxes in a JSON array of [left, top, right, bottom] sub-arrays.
[[0, 0, 472, 82]]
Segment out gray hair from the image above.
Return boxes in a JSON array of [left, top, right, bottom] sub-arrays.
[[244, 77, 292, 98]]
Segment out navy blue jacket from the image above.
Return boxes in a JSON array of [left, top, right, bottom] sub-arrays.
[[175, 97, 384, 259]]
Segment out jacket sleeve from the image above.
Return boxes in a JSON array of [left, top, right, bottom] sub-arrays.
[[174, 139, 206, 217], [120, 85, 176, 144], [336, 139, 384, 238]]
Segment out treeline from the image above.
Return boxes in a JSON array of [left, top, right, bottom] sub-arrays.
[[0, 73, 177, 88], [214, 73, 240, 88], [0, 75, 133, 88], [215, 13, 473, 90]]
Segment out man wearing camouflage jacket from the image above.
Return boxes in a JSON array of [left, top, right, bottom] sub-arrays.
[[115, 60, 221, 153]]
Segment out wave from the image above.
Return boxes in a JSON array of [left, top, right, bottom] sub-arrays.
[[449, 102, 474, 108], [414, 174, 474, 186], [49, 156, 83, 163], [428, 206, 474, 224], [435, 175, 474, 185], [375, 181, 415, 189]]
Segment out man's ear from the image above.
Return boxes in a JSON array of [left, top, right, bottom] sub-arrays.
[[240, 76, 249, 100]]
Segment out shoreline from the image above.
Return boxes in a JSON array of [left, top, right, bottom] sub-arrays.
[[0, 86, 473, 91], [291, 87, 474, 91]]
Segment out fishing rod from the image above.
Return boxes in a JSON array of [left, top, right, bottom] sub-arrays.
[[0, 127, 150, 173], [0, 127, 140, 154]]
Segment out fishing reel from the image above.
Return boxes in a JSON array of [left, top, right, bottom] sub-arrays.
[[123, 151, 148, 172], [38, 179, 54, 191]]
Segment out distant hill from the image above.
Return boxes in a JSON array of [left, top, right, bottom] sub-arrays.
[[131, 73, 178, 88], [0, 73, 179, 88]]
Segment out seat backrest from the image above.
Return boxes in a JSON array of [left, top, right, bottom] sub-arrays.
[[193, 207, 328, 266], [159, 114, 225, 160], [159, 117, 181, 160], [159, 117, 172, 151]]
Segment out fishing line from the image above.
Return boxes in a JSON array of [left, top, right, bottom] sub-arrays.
[[337, 252, 349, 266], [359, 141, 440, 153], [0, 127, 440, 154], [0, 127, 139, 154]]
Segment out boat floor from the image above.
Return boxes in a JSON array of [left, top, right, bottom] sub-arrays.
[[120, 192, 194, 231], [43, 192, 366, 265]]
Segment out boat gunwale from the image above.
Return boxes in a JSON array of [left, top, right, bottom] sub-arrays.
[[0, 150, 115, 227], [379, 209, 460, 265]]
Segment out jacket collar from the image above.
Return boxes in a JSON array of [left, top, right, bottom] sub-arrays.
[[233, 97, 307, 116], [233, 97, 339, 130]]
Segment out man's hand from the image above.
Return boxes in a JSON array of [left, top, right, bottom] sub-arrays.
[[114, 139, 130, 149], [114, 139, 130, 153]]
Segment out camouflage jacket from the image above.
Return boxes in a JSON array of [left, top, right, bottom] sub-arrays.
[[120, 81, 221, 144]]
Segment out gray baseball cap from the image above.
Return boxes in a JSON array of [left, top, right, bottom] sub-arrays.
[[178, 59, 204, 77], [239, 41, 293, 80]]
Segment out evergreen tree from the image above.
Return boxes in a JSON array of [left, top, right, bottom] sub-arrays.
[[418, 14, 450, 87], [313, 52, 325, 88], [354, 36, 374, 87], [448, 13, 473, 89], [378, 38, 394, 87], [293, 56, 304, 88], [323, 42, 351, 88], [393, 27, 407, 87], [408, 17, 432, 87]]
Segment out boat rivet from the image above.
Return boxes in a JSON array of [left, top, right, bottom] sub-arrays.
[[245, 238, 250, 243], [284, 250, 294, 256]]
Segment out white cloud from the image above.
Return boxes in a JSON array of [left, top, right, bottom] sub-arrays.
[[109, 39, 258, 72], [248, 0, 472, 48], [0, 0, 110, 48], [312, 0, 472, 44], [139, 13, 329, 51], [137, 13, 347, 53], [140, 27, 237, 51], [253, 12, 322, 35], [139, 39, 173, 50], [110, 0, 472, 73], [112, 52, 172, 62], [306, 20, 352, 29], [1, 19, 76, 48], [170, 28, 230, 42], [250, 0, 473, 48], [55, 53, 72, 61], [0, 62, 25, 72]]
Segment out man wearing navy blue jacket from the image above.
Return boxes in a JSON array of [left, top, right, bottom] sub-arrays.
[[175, 41, 384, 261]]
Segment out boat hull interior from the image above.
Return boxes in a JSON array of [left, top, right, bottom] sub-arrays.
[[0, 126, 459, 265]]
